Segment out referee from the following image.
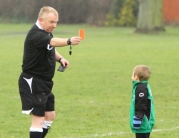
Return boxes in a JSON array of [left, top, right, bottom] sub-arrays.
[[18, 6, 82, 138]]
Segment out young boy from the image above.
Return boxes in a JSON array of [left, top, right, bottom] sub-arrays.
[[130, 65, 155, 138]]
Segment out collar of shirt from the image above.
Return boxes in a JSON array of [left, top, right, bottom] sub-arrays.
[[35, 20, 51, 36], [35, 20, 43, 30]]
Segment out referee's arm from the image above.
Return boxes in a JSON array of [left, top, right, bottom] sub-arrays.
[[50, 36, 82, 47], [55, 50, 69, 67], [55, 50, 63, 60]]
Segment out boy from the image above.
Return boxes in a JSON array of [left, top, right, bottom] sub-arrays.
[[130, 65, 155, 138]]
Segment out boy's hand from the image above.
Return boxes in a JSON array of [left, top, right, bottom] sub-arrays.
[[133, 116, 142, 129]]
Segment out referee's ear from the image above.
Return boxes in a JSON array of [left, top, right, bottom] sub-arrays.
[[38, 18, 43, 25]]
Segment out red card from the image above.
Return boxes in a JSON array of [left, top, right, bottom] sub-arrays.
[[79, 29, 85, 40]]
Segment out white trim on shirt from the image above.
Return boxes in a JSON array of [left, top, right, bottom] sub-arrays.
[[35, 20, 43, 30]]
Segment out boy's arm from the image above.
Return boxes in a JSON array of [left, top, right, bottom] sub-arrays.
[[135, 84, 148, 120]]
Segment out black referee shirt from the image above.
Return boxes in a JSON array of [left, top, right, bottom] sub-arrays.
[[22, 24, 56, 80]]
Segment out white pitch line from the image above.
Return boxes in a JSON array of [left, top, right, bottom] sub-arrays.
[[58, 126, 179, 138], [153, 126, 179, 132], [86, 126, 179, 138]]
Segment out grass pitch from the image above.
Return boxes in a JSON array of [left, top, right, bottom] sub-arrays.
[[0, 24, 179, 138]]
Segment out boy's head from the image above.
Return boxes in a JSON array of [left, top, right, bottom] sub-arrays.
[[132, 65, 151, 81]]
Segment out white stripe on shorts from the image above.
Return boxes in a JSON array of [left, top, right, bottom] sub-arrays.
[[22, 108, 34, 114]]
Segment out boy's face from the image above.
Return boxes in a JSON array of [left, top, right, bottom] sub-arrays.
[[132, 71, 139, 81]]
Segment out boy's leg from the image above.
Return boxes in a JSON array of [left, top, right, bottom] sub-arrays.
[[136, 133, 150, 138]]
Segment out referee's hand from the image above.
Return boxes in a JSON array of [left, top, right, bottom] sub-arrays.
[[61, 58, 69, 67], [70, 37, 82, 45]]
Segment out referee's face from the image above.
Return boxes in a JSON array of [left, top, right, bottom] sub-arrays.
[[40, 12, 58, 33]]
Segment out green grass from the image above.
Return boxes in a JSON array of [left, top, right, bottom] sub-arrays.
[[0, 24, 179, 138]]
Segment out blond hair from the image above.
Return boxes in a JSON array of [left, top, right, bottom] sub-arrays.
[[133, 65, 151, 81], [38, 6, 58, 19]]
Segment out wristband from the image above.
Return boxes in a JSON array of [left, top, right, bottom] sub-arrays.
[[67, 38, 71, 45], [58, 58, 63, 63]]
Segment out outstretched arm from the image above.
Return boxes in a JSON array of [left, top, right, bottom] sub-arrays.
[[50, 36, 82, 47]]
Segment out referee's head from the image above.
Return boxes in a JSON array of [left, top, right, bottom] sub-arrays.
[[38, 6, 59, 33]]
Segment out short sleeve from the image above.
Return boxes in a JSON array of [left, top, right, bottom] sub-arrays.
[[32, 31, 52, 49]]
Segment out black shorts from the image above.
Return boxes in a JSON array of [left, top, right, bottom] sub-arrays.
[[18, 72, 55, 116]]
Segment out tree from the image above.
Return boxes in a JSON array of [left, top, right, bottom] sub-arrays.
[[105, 0, 138, 27], [86, 0, 112, 26], [111, 0, 124, 19], [136, 0, 165, 33], [119, 0, 138, 26], [0, 0, 112, 25]]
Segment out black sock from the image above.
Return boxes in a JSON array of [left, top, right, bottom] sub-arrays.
[[42, 128, 49, 138], [30, 131, 42, 138], [42, 121, 53, 138]]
